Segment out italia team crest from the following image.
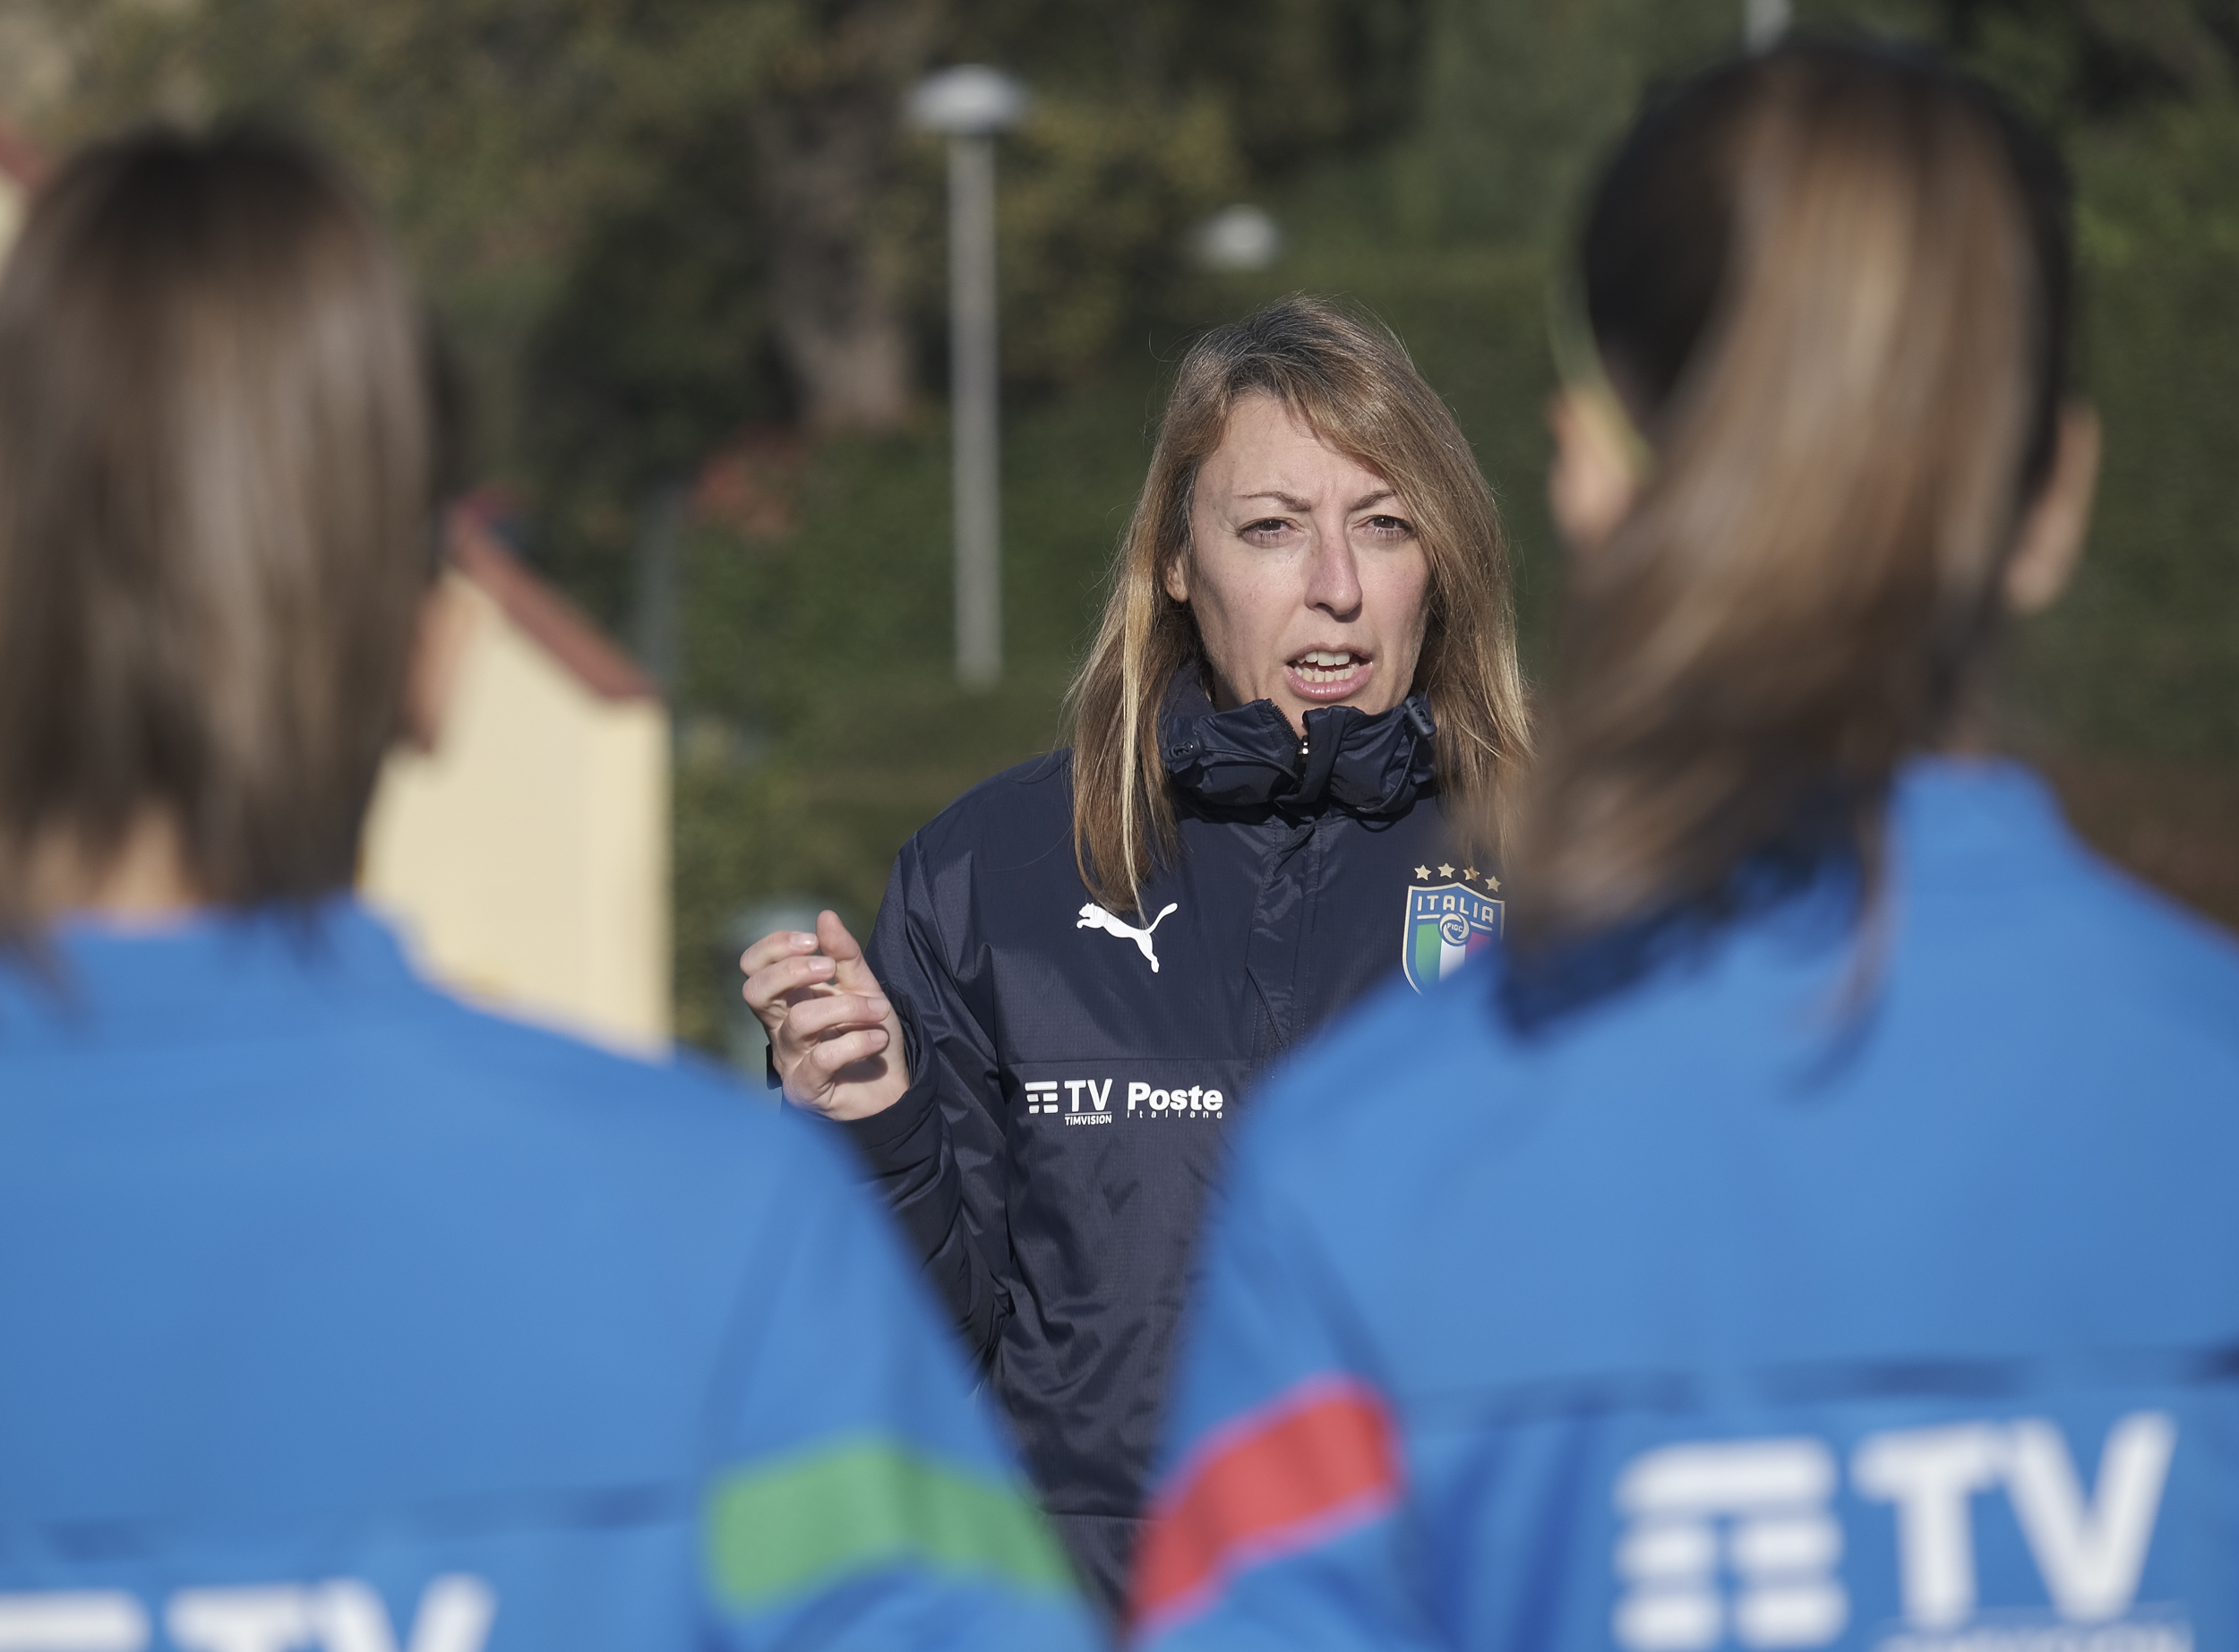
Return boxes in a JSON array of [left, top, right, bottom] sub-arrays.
[[1402, 865, 1503, 992]]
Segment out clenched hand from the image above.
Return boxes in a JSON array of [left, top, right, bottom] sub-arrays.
[[739, 911, 910, 1121]]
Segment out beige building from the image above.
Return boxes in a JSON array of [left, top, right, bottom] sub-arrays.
[[0, 116, 44, 257], [361, 512, 672, 1054]]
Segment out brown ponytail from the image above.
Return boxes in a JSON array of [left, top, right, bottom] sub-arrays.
[[1508, 44, 2072, 954]]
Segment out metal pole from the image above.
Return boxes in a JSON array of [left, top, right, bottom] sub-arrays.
[[631, 482, 686, 698], [1746, 0, 1789, 49], [949, 132, 1001, 689]]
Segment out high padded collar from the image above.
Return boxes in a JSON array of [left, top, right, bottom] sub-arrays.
[[1157, 665, 1437, 817]]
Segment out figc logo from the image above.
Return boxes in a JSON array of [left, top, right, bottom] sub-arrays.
[[1402, 869, 1502, 992]]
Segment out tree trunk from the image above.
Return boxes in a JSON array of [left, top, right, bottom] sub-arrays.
[[748, 1, 941, 432]]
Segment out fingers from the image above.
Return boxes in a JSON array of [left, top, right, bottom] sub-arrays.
[[777, 989, 895, 1112], [741, 948, 836, 1026], [780, 989, 891, 1046], [815, 909, 861, 961], [795, 1023, 894, 1087], [738, 914, 891, 1042], [739, 928, 819, 980], [818, 909, 887, 995]]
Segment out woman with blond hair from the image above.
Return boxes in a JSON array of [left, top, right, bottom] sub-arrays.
[[1133, 43, 2239, 1649], [743, 294, 1531, 1612]]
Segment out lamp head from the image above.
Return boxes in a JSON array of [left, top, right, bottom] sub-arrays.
[[906, 65, 1030, 136]]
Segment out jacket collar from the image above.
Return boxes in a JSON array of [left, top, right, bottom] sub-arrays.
[[0, 897, 426, 1048], [1157, 664, 1437, 817]]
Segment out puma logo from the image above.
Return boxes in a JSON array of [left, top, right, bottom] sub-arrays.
[[1077, 901, 1180, 972]]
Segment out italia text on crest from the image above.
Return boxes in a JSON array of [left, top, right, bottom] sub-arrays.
[[1402, 865, 1502, 991]]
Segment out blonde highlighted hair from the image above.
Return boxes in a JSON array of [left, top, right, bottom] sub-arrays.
[[1066, 295, 1530, 915], [1511, 44, 2072, 953]]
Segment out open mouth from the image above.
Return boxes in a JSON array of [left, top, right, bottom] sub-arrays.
[[1286, 648, 1372, 698]]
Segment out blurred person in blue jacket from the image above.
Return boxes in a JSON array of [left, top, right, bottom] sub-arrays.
[[1132, 40, 2239, 1652], [0, 125, 1097, 1652], [740, 295, 1534, 1614]]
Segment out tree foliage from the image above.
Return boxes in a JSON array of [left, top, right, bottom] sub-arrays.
[[31, 0, 1422, 613], [16, 0, 2239, 756]]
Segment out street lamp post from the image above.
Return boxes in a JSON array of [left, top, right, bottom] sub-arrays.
[[907, 65, 1029, 691], [1746, 0, 1790, 49]]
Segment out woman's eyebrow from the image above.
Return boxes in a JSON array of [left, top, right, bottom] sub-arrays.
[[1236, 488, 1398, 512]]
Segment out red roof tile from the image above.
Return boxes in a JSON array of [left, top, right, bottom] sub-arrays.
[[448, 508, 660, 704]]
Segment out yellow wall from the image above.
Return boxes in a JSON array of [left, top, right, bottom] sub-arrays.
[[360, 570, 672, 1054], [0, 175, 24, 266]]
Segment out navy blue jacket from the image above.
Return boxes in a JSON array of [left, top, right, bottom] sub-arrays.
[[845, 676, 1498, 1613]]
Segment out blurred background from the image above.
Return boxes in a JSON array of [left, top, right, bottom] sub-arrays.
[[1, 0, 2232, 1063]]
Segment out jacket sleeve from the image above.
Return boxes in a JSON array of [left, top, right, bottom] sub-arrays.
[[1128, 1118, 1440, 1652], [842, 835, 1012, 1367], [698, 1123, 1098, 1651]]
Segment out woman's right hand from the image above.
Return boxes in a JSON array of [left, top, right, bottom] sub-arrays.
[[740, 910, 911, 1122]]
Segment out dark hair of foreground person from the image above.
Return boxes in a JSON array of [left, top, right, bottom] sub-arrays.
[[0, 127, 433, 938], [0, 124, 1100, 1652]]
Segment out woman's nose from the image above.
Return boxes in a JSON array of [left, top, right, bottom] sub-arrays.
[[1304, 526, 1363, 619]]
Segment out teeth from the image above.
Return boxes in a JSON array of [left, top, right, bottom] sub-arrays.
[[1293, 650, 1364, 686]]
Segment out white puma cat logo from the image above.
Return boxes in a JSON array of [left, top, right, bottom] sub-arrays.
[[1077, 901, 1180, 972]]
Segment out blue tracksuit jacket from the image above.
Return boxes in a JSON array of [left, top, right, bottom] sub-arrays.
[[1135, 759, 2239, 1652], [0, 901, 1097, 1651], [846, 672, 1489, 1611]]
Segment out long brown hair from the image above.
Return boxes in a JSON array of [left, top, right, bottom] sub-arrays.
[[1509, 44, 2072, 954], [1068, 295, 1531, 914], [0, 126, 438, 938]]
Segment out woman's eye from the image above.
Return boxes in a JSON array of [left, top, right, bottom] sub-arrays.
[[1361, 514, 1414, 539], [1240, 518, 1292, 541]]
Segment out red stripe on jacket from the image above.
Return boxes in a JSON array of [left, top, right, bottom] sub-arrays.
[[1129, 1374, 1401, 1634]]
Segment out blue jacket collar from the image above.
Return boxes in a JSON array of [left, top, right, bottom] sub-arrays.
[[1497, 756, 2079, 1029], [0, 896, 424, 1042], [1156, 664, 1437, 817]]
